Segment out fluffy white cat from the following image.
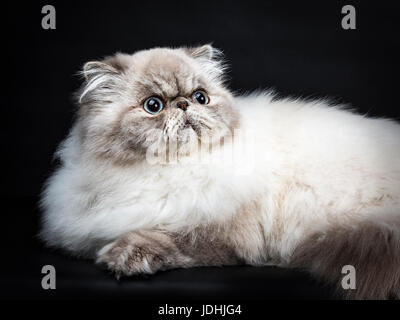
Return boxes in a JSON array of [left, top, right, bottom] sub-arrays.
[[40, 45, 400, 299]]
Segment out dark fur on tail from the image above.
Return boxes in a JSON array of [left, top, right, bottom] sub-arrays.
[[290, 221, 400, 299]]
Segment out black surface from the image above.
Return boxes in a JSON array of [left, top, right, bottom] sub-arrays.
[[1, 0, 399, 300], [1, 198, 334, 300]]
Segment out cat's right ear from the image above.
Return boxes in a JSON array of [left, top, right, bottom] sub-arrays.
[[79, 60, 123, 105], [82, 61, 120, 81], [82, 53, 130, 81]]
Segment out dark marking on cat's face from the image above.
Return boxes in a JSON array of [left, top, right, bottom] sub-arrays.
[[77, 46, 239, 165]]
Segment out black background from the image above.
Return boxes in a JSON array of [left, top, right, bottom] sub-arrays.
[[4, 0, 400, 199], [1, 0, 400, 301]]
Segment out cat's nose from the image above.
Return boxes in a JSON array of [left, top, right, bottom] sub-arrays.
[[175, 99, 189, 111]]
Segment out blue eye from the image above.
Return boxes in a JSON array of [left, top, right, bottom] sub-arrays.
[[144, 97, 164, 114], [192, 90, 209, 105]]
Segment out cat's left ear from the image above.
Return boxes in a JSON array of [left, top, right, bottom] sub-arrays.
[[184, 45, 225, 82]]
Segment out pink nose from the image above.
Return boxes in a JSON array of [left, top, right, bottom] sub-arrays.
[[176, 100, 189, 111]]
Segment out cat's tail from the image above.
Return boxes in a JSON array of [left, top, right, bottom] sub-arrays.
[[289, 212, 400, 300]]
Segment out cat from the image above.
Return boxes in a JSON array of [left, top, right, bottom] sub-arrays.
[[40, 45, 400, 299]]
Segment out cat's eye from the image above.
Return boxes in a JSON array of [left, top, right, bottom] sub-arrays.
[[192, 90, 209, 105], [143, 97, 164, 115]]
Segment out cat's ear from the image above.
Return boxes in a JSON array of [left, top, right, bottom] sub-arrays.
[[82, 53, 130, 81], [185, 44, 222, 61], [82, 61, 119, 81], [184, 45, 226, 83], [79, 58, 125, 104]]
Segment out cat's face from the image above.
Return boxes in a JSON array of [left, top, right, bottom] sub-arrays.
[[77, 45, 239, 165]]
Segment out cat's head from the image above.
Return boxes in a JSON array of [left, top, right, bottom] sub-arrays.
[[76, 45, 239, 165]]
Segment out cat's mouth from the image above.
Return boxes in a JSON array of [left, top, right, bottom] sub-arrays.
[[181, 118, 201, 135]]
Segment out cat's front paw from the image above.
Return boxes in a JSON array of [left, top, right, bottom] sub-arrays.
[[96, 230, 188, 277]]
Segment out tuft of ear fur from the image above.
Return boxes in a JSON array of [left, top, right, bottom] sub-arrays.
[[184, 44, 227, 85], [82, 61, 119, 81], [186, 44, 215, 60], [185, 44, 224, 61], [79, 59, 124, 105]]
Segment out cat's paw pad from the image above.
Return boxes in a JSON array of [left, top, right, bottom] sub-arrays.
[[96, 231, 173, 277]]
